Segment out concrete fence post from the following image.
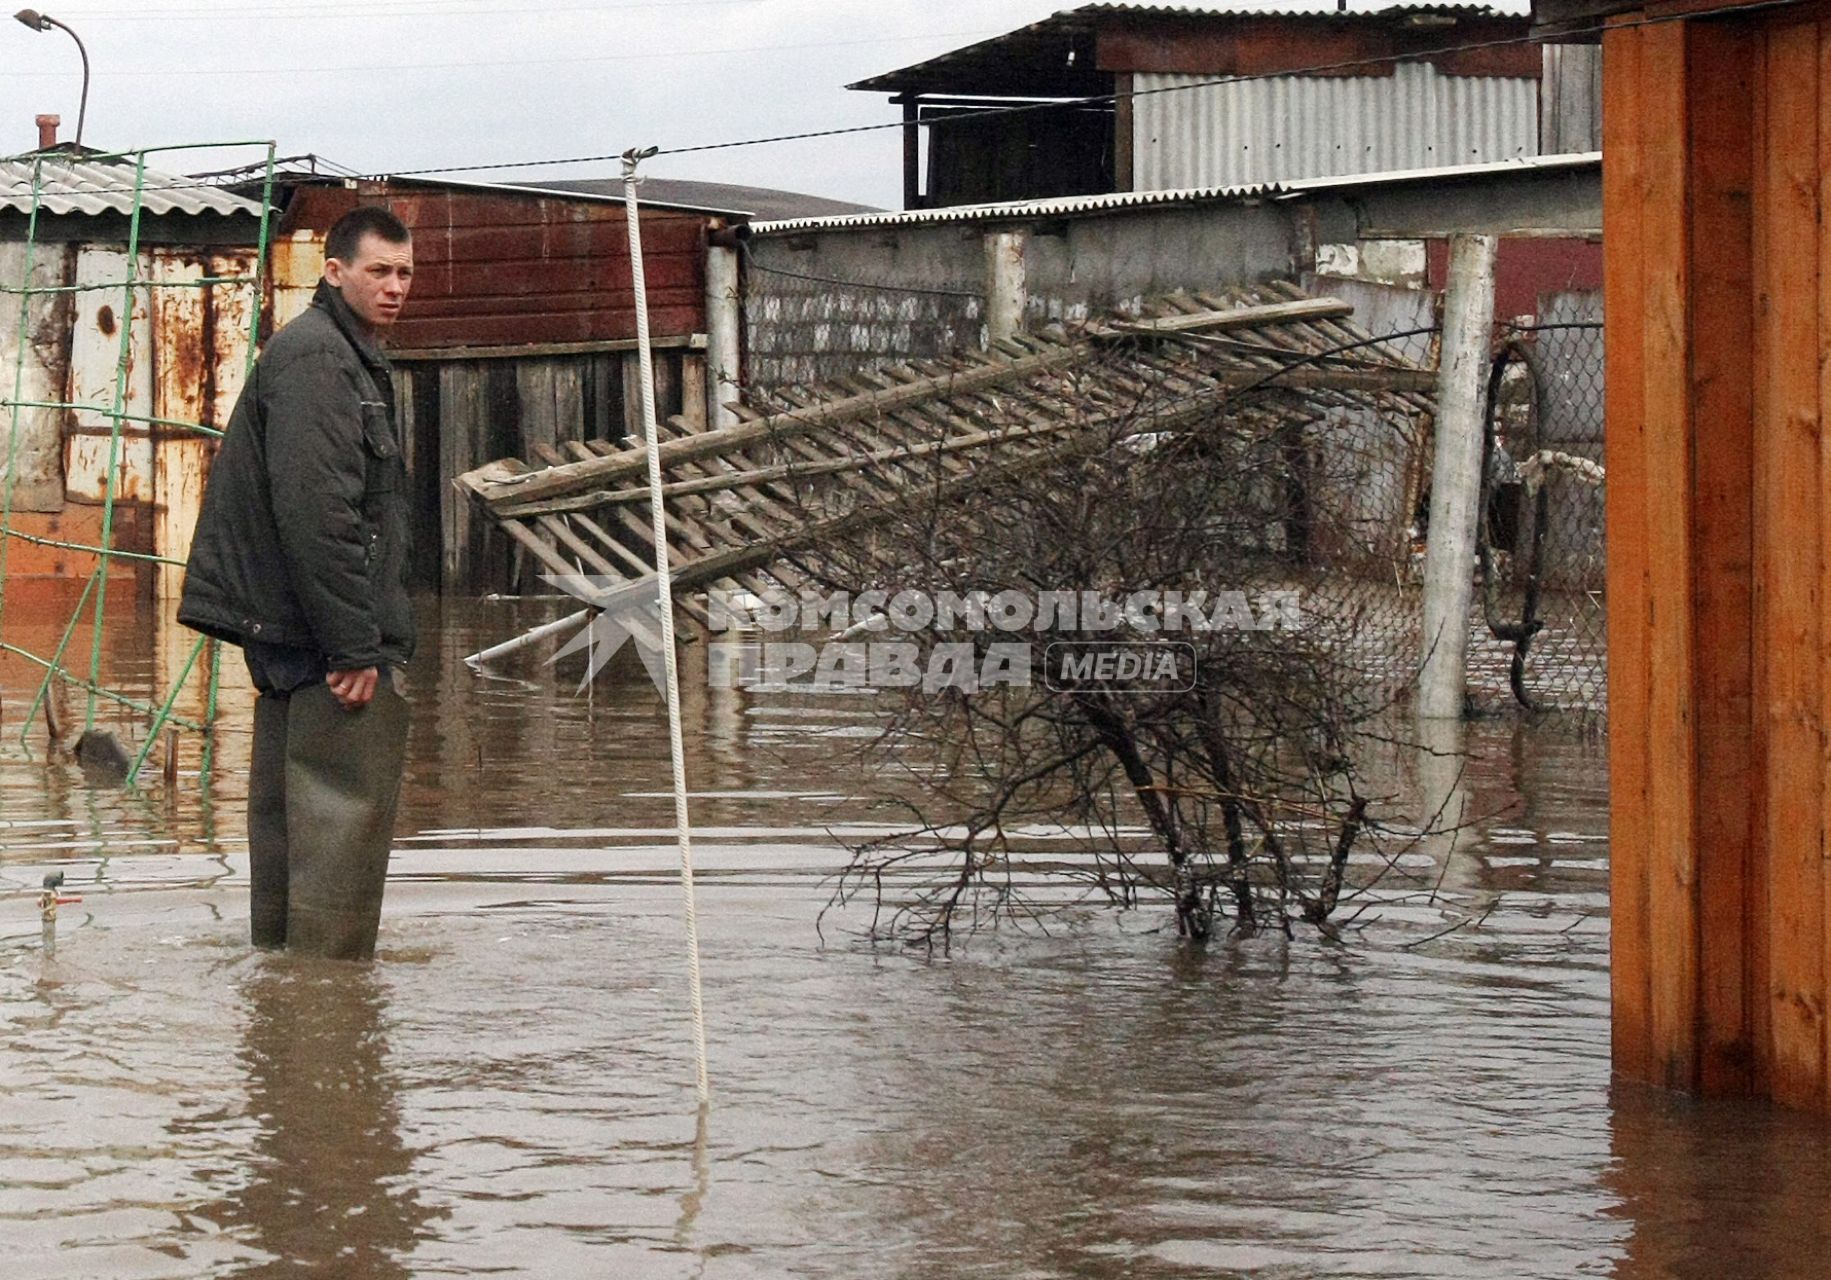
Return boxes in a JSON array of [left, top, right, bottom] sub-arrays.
[[704, 241, 742, 429], [984, 229, 1028, 346], [1418, 232, 1498, 719]]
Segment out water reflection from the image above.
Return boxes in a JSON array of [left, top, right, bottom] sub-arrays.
[[1607, 1082, 1831, 1280], [197, 961, 438, 1277], [1, 595, 1829, 1278]]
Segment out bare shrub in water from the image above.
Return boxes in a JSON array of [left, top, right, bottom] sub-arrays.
[[749, 338, 1431, 947]]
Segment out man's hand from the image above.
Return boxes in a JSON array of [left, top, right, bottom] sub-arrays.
[[326, 666, 379, 709]]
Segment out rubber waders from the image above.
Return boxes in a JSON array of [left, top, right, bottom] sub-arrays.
[[248, 694, 291, 949], [282, 682, 410, 961]]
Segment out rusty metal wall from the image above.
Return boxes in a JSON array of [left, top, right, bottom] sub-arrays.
[[0, 239, 73, 513], [65, 246, 154, 506], [1132, 61, 1540, 190], [0, 235, 252, 577], [149, 250, 255, 598], [268, 230, 324, 331], [62, 247, 252, 503]]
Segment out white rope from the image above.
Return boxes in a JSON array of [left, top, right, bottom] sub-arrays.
[[622, 146, 710, 1108]]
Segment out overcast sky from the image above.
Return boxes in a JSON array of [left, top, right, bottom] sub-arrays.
[[0, 0, 1526, 209]]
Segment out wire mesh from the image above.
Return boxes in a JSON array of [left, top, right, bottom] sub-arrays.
[[1100, 306, 1609, 720], [1473, 316, 1607, 715], [0, 142, 278, 785], [1278, 309, 1608, 720]]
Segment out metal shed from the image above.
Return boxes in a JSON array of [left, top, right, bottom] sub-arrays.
[[851, 4, 1597, 207], [0, 146, 263, 591]]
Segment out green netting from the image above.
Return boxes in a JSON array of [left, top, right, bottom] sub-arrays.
[[0, 142, 278, 786]]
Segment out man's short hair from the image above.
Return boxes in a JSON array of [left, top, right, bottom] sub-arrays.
[[325, 206, 410, 265]]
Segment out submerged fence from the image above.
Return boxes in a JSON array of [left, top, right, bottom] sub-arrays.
[[1175, 309, 1608, 719], [469, 275, 1610, 725], [734, 236, 1607, 722], [735, 261, 1609, 718], [0, 143, 278, 785], [1146, 309, 1608, 719]]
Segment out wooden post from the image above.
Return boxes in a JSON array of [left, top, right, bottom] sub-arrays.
[[984, 229, 1029, 347], [704, 241, 741, 430], [899, 94, 922, 210], [1598, 2, 1831, 1111], [1418, 233, 1497, 719]]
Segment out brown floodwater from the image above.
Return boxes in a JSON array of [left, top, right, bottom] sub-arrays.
[[1, 592, 1828, 1279]]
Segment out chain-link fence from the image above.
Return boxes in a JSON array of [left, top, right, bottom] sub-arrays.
[[1471, 316, 1607, 714], [1246, 306, 1607, 719], [726, 277, 1608, 722]]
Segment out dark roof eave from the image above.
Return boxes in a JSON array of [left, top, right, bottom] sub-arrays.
[[850, 3, 1531, 98], [847, 10, 1103, 97]]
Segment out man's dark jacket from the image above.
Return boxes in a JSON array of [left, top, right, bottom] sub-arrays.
[[178, 280, 414, 671]]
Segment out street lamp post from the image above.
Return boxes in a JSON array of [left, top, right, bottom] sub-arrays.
[[13, 10, 88, 152]]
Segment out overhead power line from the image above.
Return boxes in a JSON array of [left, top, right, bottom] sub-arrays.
[[380, 21, 1590, 175], [377, 0, 1806, 174]]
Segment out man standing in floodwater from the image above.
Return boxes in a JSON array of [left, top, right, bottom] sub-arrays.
[[177, 206, 416, 961]]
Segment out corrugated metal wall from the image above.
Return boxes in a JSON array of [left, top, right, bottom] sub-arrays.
[[282, 184, 709, 351], [1133, 62, 1540, 190]]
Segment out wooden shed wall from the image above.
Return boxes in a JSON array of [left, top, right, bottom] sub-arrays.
[[1604, 0, 1831, 1109], [280, 183, 709, 349], [393, 346, 704, 593]]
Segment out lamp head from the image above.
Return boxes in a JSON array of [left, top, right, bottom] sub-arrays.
[[14, 9, 50, 31]]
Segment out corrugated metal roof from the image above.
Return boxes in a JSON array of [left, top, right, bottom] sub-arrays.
[[529, 177, 881, 223], [753, 181, 1282, 233], [342, 171, 746, 218], [748, 152, 1598, 234], [243, 165, 761, 219], [0, 155, 263, 218], [849, 10, 1104, 97]]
